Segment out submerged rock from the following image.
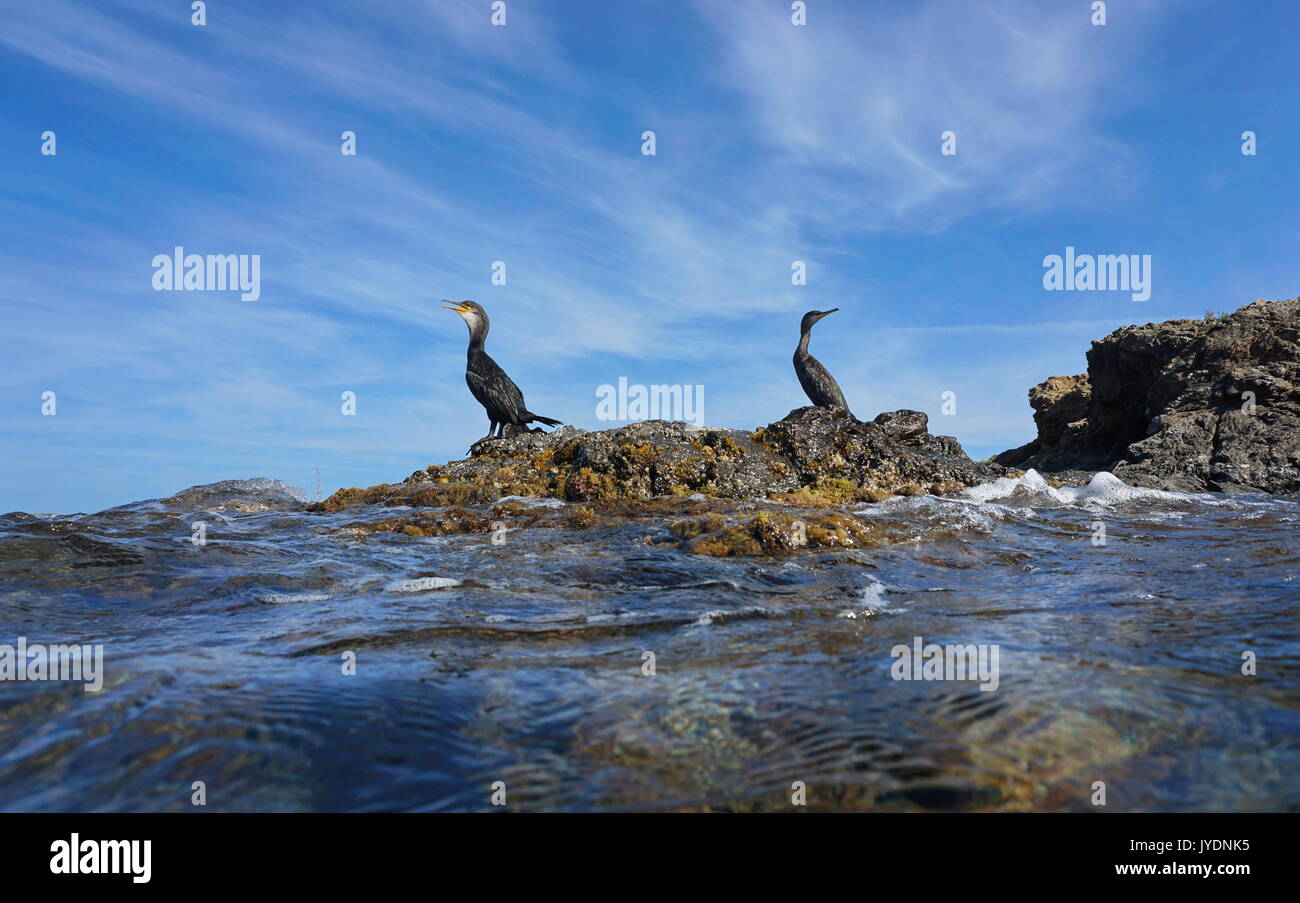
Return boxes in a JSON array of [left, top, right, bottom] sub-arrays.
[[996, 297, 1300, 492], [670, 510, 886, 557], [315, 406, 1002, 512]]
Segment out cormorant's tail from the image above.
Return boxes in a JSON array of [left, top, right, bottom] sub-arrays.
[[528, 413, 563, 427]]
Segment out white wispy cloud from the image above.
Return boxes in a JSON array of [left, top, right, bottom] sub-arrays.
[[0, 0, 1171, 510], [694, 0, 1155, 229]]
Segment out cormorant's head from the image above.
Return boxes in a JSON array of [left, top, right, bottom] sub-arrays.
[[443, 300, 489, 337], [800, 308, 839, 332]]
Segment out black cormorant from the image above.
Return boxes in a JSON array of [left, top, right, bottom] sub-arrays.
[[793, 308, 852, 414], [444, 300, 562, 440]]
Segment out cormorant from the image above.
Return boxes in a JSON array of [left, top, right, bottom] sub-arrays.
[[793, 308, 852, 414], [444, 300, 562, 440]]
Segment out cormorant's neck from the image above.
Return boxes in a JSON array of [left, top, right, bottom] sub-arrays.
[[797, 328, 812, 355], [466, 321, 488, 353]]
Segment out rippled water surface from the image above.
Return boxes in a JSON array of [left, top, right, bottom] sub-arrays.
[[1, 473, 1297, 811]]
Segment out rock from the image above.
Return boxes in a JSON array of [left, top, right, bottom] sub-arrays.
[[993, 375, 1097, 471], [315, 407, 1003, 511], [159, 478, 308, 512], [996, 297, 1300, 493]]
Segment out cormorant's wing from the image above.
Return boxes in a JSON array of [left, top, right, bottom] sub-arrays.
[[466, 353, 528, 424], [797, 353, 850, 411]]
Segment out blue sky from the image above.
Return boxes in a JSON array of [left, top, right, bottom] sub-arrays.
[[2, 0, 1297, 513]]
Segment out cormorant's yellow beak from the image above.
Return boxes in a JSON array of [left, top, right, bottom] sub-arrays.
[[442, 300, 470, 314]]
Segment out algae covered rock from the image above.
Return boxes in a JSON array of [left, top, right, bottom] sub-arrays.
[[316, 407, 1001, 512]]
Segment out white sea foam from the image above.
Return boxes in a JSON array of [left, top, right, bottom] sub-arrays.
[[856, 493, 1003, 532], [691, 605, 767, 627], [385, 576, 462, 592], [257, 592, 330, 604], [838, 576, 902, 618], [493, 495, 565, 508], [960, 469, 1188, 509], [861, 576, 889, 611]]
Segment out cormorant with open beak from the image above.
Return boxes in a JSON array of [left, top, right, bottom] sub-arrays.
[[793, 308, 852, 415], [444, 300, 562, 440]]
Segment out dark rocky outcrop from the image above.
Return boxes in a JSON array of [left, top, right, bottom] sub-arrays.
[[996, 298, 1300, 493], [316, 406, 1002, 512]]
